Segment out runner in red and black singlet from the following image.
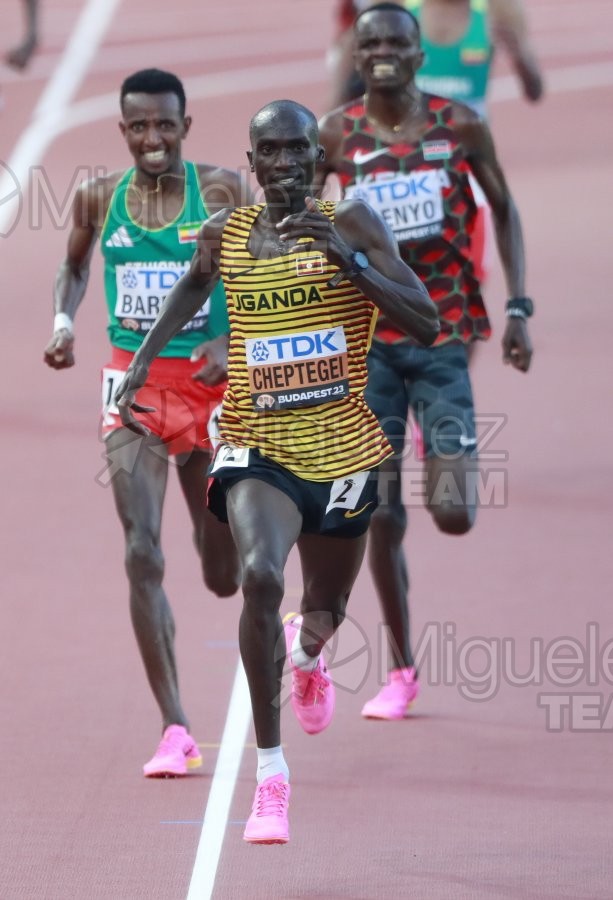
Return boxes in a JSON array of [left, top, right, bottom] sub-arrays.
[[316, 3, 534, 721], [335, 93, 490, 345]]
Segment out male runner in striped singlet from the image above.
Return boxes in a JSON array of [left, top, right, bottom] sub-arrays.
[[315, 4, 534, 722], [116, 99, 439, 843], [44, 69, 251, 778]]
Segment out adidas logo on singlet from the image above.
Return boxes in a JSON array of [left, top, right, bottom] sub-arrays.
[[105, 226, 133, 247]]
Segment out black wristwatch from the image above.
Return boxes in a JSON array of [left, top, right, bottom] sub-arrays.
[[505, 297, 534, 319], [347, 251, 369, 277], [328, 251, 369, 288]]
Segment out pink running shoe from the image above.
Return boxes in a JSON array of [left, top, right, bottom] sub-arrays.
[[143, 725, 202, 777], [412, 420, 425, 461], [243, 773, 290, 844], [283, 612, 335, 735], [361, 667, 420, 720]]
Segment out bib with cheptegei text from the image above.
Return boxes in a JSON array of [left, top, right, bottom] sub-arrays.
[[246, 326, 349, 411]]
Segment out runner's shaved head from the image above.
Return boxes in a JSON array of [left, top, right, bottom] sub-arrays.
[[249, 100, 318, 145]]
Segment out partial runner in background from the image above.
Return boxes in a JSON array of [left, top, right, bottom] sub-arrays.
[[328, 0, 544, 112]]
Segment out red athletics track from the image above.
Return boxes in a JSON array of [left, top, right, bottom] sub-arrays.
[[1, 1, 612, 897]]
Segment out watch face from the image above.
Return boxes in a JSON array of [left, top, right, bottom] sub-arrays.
[[353, 251, 369, 271]]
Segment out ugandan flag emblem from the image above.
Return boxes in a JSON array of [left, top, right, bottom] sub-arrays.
[[295, 256, 324, 277]]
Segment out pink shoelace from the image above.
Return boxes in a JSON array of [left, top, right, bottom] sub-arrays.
[[301, 665, 330, 705], [255, 780, 289, 817]]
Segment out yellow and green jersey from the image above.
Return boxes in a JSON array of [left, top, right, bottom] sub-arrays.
[[217, 201, 392, 481]]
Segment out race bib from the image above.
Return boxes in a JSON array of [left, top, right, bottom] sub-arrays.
[[114, 261, 210, 334], [245, 326, 349, 411], [210, 443, 250, 472], [101, 367, 125, 421], [325, 471, 370, 515], [207, 402, 223, 449], [346, 169, 445, 241]]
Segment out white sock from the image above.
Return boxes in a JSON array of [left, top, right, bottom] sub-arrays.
[[291, 629, 320, 672], [256, 745, 289, 784]]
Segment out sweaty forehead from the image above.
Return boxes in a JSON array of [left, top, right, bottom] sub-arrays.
[[122, 91, 182, 120], [251, 108, 316, 144], [356, 10, 418, 39]]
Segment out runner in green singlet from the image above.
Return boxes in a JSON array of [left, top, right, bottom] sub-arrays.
[[44, 69, 252, 778]]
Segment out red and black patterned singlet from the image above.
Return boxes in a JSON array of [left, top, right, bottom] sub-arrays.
[[336, 95, 491, 346]]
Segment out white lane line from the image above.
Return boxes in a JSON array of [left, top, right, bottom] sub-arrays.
[[0, 0, 123, 237], [186, 660, 251, 900]]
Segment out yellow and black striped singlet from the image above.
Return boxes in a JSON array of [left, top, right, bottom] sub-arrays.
[[217, 202, 392, 481]]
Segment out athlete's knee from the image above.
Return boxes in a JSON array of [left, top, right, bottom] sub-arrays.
[[125, 532, 165, 586], [429, 502, 476, 535], [370, 500, 407, 545], [241, 555, 284, 612]]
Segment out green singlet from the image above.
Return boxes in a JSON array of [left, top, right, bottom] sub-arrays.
[[406, 0, 493, 117], [100, 161, 228, 357]]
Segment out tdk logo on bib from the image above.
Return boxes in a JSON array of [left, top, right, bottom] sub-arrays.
[[246, 326, 350, 411], [346, 169, 447, 241], [115, 261, 209, 332], [247, 328, 345, 364]]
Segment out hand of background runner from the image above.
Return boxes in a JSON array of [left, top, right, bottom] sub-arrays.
[[276, 196, 354, 271], [190, 334, 229, 387], [43, 329, 75, 369], [5, 37, 38, 71], [114, 364, 156, 436], [502, 318, 533, 373]]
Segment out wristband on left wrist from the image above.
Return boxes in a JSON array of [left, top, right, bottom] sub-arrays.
[[54, 312, 73, 333], [505, 297, 534, 319]]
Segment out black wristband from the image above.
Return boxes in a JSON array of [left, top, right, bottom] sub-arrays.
[[505, 297, 534, 318]]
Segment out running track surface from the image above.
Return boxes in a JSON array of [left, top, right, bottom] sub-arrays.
[[1, 1, 612, 897]]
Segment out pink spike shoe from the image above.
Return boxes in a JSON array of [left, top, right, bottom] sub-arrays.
[[361, 667, 420, 720], [143, 724, 202, 777], [243, 774, 291, 844], [283, 612, 335, 735]]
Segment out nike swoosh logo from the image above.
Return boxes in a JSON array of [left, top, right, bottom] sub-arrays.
[[344, 501, 374, 519], [353, 148, 390, 166], [227, 266, 256, 280]]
